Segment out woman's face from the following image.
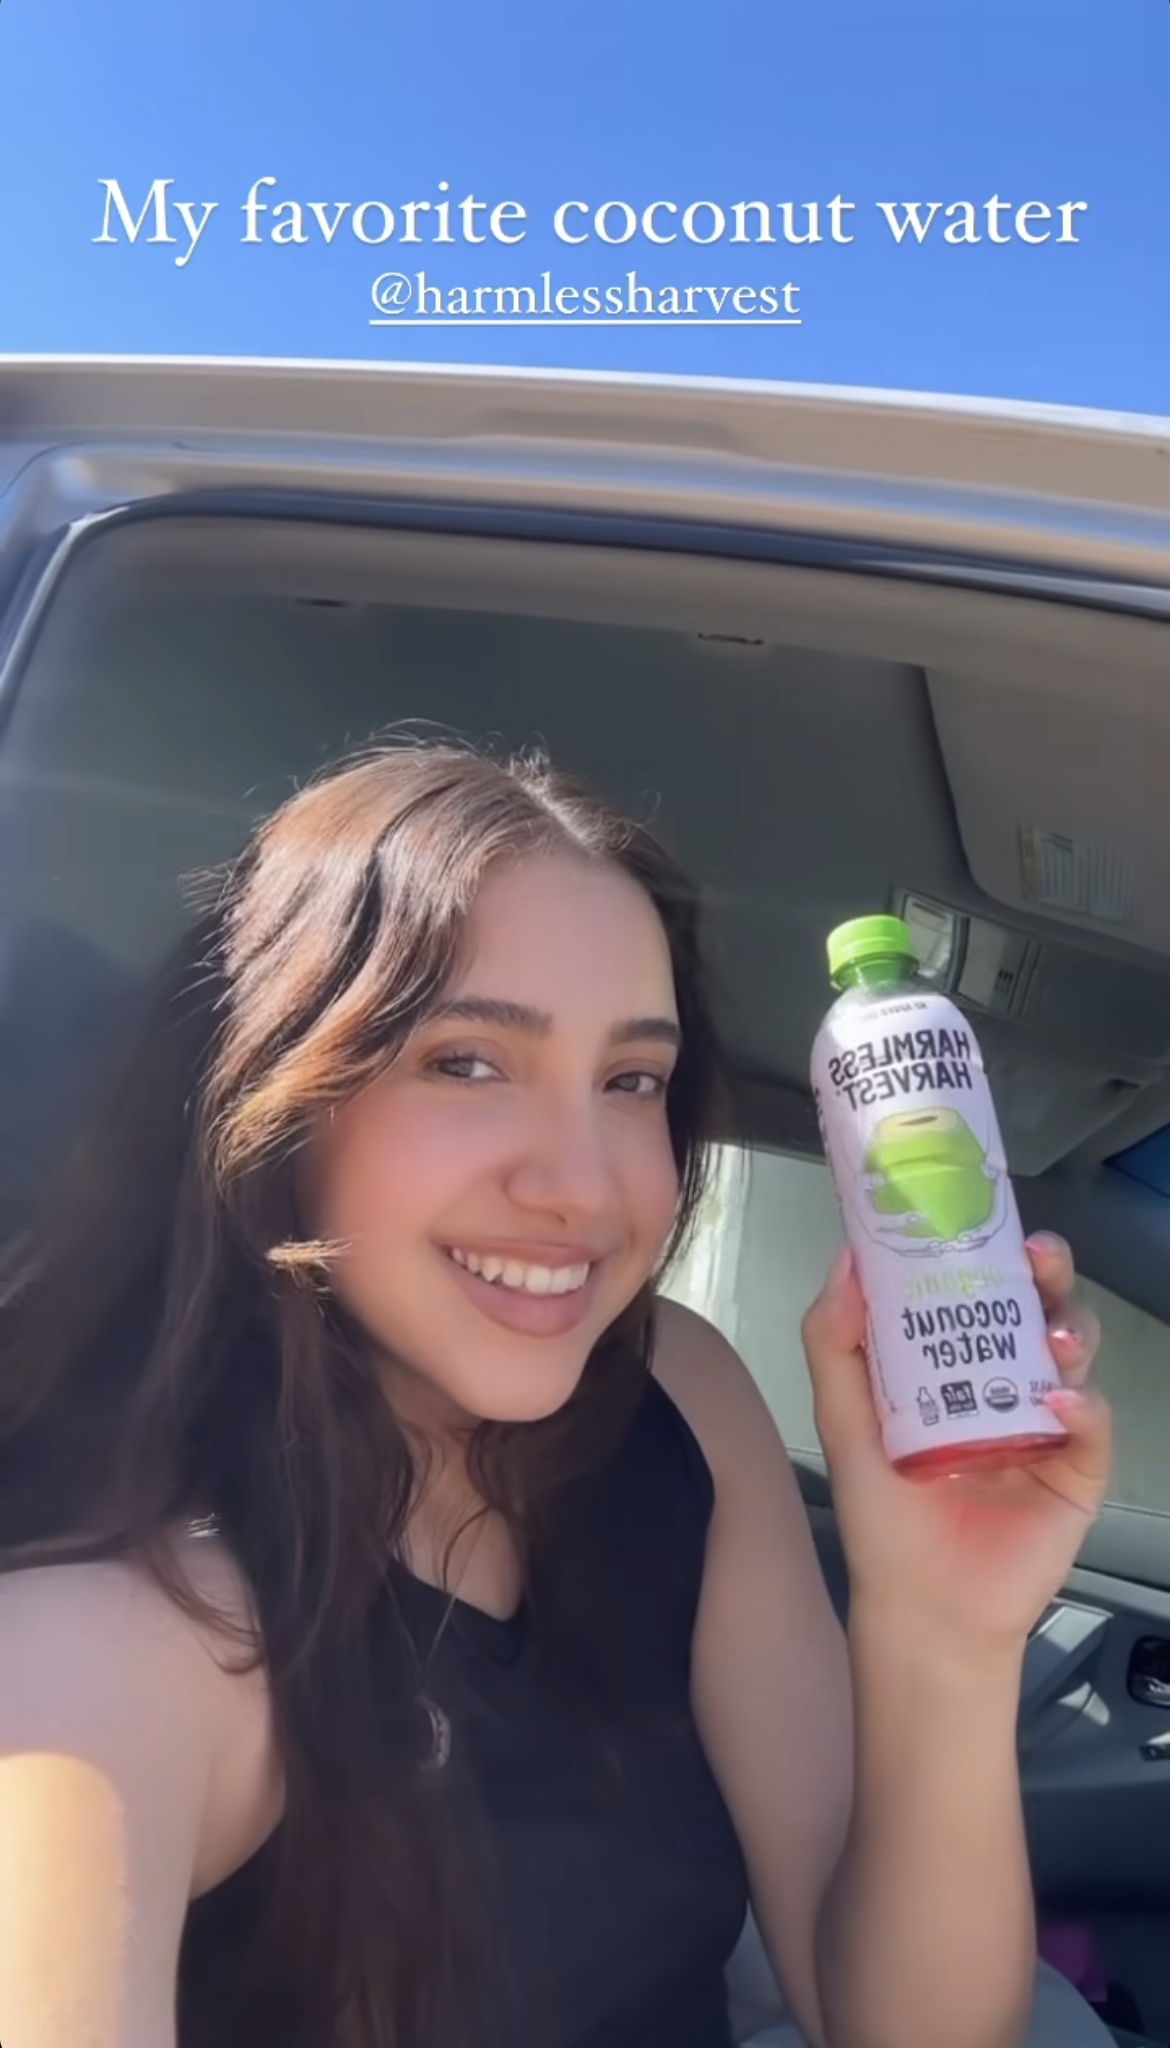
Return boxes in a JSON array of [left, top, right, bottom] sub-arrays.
[[312, 853, 683, 1428]]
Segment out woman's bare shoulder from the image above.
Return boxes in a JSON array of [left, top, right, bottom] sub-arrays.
[[652, 1297, 785, 1469], [0, 1532, 281, 1890], [0, 1537, 281, 2040], [0, 1531, 256, 1688]]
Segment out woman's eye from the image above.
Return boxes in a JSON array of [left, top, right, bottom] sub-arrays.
[[608, 1070, 669, 1099], [428, 1052, 499, 1083]]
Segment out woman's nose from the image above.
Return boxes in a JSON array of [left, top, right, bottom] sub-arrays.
[[504, 1095, 618, 1222]]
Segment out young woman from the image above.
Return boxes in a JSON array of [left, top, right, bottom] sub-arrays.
[[0, 743, 1111, 2048]]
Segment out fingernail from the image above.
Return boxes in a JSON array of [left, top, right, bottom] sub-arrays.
[[1044, 1387, 1081, 1416], [1026, 1232, 1068, 1260], [1049, 1324, 1084, 1351]]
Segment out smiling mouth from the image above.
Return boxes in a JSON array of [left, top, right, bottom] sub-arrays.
[[446, 1248, 594, 1297]]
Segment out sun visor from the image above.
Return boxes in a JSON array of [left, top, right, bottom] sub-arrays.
[[976, 1022, 1144, 1177], [888, 888, 1170, 1175], [925, 657, 1170, 955]]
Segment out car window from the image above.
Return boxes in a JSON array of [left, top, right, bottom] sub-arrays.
[[663, 1146, 831, 1461], [664, 1145, 1170, 1516]]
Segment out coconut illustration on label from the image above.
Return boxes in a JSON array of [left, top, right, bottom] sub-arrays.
[[863, 1106, 997, 1246], [811, 914, 1068, 1478]]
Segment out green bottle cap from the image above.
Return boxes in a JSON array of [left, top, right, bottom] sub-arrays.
[[827, 914, 917, 988]]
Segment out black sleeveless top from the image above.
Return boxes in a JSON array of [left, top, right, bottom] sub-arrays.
[[178, 1377, 749, 2048]]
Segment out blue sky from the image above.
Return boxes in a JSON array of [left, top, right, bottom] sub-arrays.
[[0, 0, 1165, 412]]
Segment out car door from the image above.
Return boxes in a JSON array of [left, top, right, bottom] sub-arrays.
[[0, 356, 1168, 2044]]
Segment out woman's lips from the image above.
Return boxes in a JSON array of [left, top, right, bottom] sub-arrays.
[[439, 1246, 603, 1337]]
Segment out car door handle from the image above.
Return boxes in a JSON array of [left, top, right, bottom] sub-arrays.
[[1127, 1636, 1170, 1709], [1018, 1600, 1112, 1722]]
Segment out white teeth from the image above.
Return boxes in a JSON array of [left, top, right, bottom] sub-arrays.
[[523, 1267, 553, 1295], [549, 1261, 586, 1294], [447, 1250, 591, 1297]]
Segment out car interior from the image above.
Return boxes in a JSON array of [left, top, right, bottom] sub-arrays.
[[1, 502, 1168, 2044]]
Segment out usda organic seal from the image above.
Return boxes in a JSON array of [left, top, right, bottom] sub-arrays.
[[983, 1378, 1021, 1414]]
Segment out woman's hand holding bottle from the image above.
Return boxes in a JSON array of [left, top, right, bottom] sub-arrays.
[[801, 1232, 1111, 1656]]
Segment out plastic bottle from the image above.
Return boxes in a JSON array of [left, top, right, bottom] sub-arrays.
[[811, 913, 1067, 1477]]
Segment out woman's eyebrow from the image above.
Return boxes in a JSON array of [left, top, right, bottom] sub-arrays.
[[425, 998, 680, 1049], [428, 997, 553, 1033], [609, 1017, 682, 1050]]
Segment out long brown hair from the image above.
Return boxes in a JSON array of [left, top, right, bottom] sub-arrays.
[[0, 740, 723, 2047]]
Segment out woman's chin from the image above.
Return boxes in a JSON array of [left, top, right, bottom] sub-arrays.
[[448, 1360, 588, 1428], [377, 1342, 591, 1433]]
